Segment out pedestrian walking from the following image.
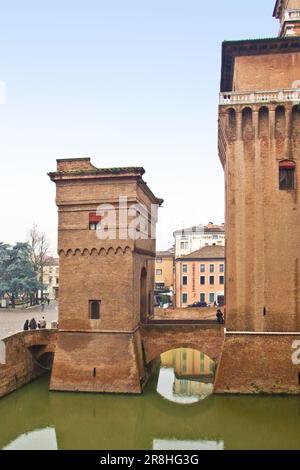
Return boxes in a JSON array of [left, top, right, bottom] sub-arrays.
[[23, 320, 29, 331]]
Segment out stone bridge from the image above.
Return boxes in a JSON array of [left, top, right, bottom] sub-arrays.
[[0, 323, 225, 399], [0, 329, 57, 399], [141, 323, 225, 364]]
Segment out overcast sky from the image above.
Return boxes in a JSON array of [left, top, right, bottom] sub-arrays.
[[0, 0, 278, 253]]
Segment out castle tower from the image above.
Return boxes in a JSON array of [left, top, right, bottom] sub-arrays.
[[215, 4, 300, 393], [48, 158, 162, 394], [274, 0, 300, 37]]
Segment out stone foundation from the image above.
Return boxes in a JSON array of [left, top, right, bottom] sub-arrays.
[[50, 329, 146, 394], [214, 333, 300, 394]]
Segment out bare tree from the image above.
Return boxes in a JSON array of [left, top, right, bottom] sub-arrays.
[[28, 224, 50, 303]]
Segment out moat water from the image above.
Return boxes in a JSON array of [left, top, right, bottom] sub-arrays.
[[2, 348, 300, 450]]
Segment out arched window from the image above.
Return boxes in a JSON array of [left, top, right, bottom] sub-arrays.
[[90, 300, 101, 320], [279, 161, 296, 190]]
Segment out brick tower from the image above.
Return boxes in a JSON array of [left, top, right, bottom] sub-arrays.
[[48, 158, 162, 394], [215, 2, 300, 393]]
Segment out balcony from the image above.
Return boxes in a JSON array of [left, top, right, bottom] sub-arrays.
[[219, 89, 300, 106], [282, 9, 300, 24]]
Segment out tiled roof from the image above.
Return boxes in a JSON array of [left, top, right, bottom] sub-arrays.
[[180, 245, 225, 260]]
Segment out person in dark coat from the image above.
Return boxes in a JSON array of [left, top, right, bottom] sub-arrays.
[[216, 310, 224, 324], [29, 318, 37, 330], [23, 320, 29, 331]]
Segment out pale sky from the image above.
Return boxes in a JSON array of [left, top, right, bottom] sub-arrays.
[[0, 0, 278, 253]]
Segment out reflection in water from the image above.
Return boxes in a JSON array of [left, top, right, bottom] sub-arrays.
[[4, 427, 58, 450], [3, 369, 300, 449], [153, 439, 224, 451], [157, 349, 215, 404]]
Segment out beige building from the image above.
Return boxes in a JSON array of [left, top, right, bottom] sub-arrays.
[[155, 248, 175, 290], [175, 246, 225, 308], [43, 258, 59, 300]]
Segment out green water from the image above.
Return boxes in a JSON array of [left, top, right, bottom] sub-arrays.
[[2, 369, 300, 450]]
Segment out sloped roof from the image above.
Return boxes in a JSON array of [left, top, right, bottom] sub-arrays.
[[179, 245, 225, 260]]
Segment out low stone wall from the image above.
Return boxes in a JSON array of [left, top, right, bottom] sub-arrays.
[[0, 330, 57, 399], [215, 333, 300, 394]]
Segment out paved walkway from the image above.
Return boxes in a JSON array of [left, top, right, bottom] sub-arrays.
[[0, 302, 58, 340]]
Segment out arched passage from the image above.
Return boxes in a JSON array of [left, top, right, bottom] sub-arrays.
[[156, 347, 216, 404]]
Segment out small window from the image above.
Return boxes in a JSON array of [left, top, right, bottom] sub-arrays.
[[209, 293, 215, 303], [182, 293, 188, 304], [89, 212, 102, 230], [156, 269, 163, 276], [182, 276, 188, 286], [219, 264, 224, 273], [220, 276, 224, 285], [90, 300, 101, 320], [200, 276, 206, 285], [156, 258, 162, 264], [200, 264, 205, 273], [200, 293, 205, 302], [210, 264, 215, 273], [182, 264, 188, 273], [210, 276, 215, 285], [279, 161, 295, 190]]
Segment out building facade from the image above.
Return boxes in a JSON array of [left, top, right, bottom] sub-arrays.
[[175, 246, 225, 308], [174, 223, 225, 259], [43, 258, 59, 300], [155, 248, 175, 290], [215, 0, 300, 393]]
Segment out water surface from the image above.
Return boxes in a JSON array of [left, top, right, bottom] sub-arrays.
[[1, 349, 300, 450]]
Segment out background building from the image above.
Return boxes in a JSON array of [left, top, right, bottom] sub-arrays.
[[155, 248, 175, 291], [174, 222, 225, 258], [175, 245, 225, 308], [43, 257, 59, 300]]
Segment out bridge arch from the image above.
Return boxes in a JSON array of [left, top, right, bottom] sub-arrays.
[[141, 324, 224, 365]]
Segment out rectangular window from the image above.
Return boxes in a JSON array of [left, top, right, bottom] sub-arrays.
[[279, 162, 295, 190], [156, 258, 162, 264], [182, 264, 188, 273], [210, 264, 215, 273], [156, 269, 163, 276], [200, 276, 205, 285], [220, 276, 224, 285], [180, 242, 189, 250], [200, 264, 205, 273], [182, 293, 188, 304], [182, 276, 188, 286], [209, 293, 215, 304], [89, 212, 102, 230], [210, 276, 215, 285], [89, 300, 101, 320], [200, 293, 205, 302], [219, 264, 224, 273]]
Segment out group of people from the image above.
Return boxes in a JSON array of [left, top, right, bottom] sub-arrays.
[[23, 317, 47, 331]]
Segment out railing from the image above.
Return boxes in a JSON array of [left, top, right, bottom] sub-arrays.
[[219, 89, 300, 106], [283, 9, 300, 23]]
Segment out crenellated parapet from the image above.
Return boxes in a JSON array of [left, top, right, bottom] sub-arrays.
[[218, 100, 300, 165]]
